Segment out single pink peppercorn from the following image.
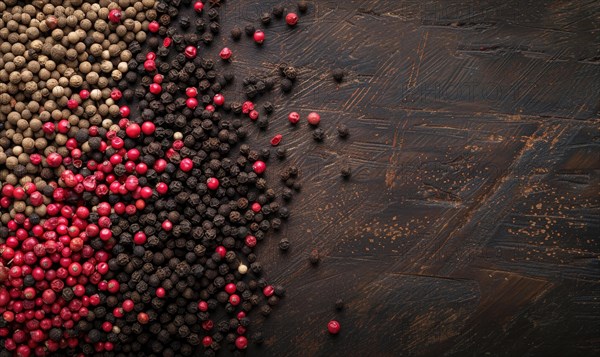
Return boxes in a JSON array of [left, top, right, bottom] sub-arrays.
[[225, 283, 236, 294], [253, 30, 265, 44], [148, 21, 159, 33], [328, 320, 341, 334], [252, 161, 266, 174], [270, 134, 282, 146], [186, 87, 198, 97], [249, 110, 259, 120], [235, 336, 248, 349], [263, 285, 274, 297], [206, 178, 219, 190], [180, 158, 194, 172], [186, 97, 198, 109], [149, 83, 162, 94], [288, 112, 300, 124], [108, 9, 122, 23], [213, 94, 225, 106], [219, 47, 232, 60], [184, 46, 197, 59], [308, 112, 321, 125], [286, 13, 299, 26]]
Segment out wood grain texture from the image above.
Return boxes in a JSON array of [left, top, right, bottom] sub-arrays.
[[192, 1, 599, 355]]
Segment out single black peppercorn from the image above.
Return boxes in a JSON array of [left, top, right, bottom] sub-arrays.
[[261, 12, 272, 25], [337, 123, 350, 138], [278, 238, 290, 251], [273, 5, 284, 18], [332, 68, 345, 82], [309, 249, 320, 265], [298, 1, 309, 13], [230, 27, 242, 41], [341, 164, 352, 178], [244, 25, 256, 36], [281, 78, 293, 93], [313, 128, 325, 141]]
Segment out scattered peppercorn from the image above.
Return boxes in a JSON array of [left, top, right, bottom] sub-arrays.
[[337, 124, 350, 138], [313, 128, 325, 141], [309, 249, 320, 265], [0, 0, 350, 355], [332, 68, 345, 82]]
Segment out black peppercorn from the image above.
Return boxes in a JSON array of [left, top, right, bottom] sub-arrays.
[[309, 249, 320, 264], [337, 123, 350, 138], [313, 128, 325, 141], [244, 25, 256, 36], [278, 238, 290, 251], [332, 68, 345, 82], [281, 78, 293, 93], [231, 27, 242, 40], [298, 0, 309, 13], [261, 12, 272, 25], [341, 164, 352, 178], [273, 5, 284, 18]]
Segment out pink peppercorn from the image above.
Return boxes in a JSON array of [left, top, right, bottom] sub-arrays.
[[213, 94, 225, 106], [186, 97, 198, 109], [308, 112, 321, 125], [184, 46, 197, 59], [219, 47, 232, 60], [288, 112, 300, 124], [108, 9, 122, 23], [141, 122, 156, 135], [148, 21, 159, 33], [249, 110, 259, 120], [235, 336, 248, 349], [253, 30, 265, 44], [252, 161, 266, 174], [125, 123, 141, 138], [263, 285, 274, 297], [186, 87, 198, 97], [206, 177, 219, 190], [286, 13, 299, 26], [144, 60, 156, 72], [180, 158, 194, 172], [149, 83, 162, 94], [156, 288, 166, 298], [110, 89, 122, 101], [328, 320, 341, 334], [245, 235, 257, 248], [225, 283, 236, 294], [270, 134, 282, 146]]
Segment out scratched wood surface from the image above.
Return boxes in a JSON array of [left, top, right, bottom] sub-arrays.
[[189, 1, 599, 356]]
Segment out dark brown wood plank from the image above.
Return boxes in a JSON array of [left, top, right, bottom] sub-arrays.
[[198, 0, 600, 355]]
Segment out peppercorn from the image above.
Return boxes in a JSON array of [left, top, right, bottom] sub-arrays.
[[281, 78, 293, 93], [273, 5, 285, 18], [332, 68, 345, 82], [309, 249, 320, 264], [298, 1, 309, 13], [313, 128, 325, 141], [278, 238, 290, 251], [244, 25, 255, 36], [231, 27, 242, 41], [341, 164, 352, 178], [261, 12, 272, 26], [337, 123, 350, 138]]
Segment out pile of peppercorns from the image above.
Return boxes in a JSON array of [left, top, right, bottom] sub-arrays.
[[0, 0, 347, 356]]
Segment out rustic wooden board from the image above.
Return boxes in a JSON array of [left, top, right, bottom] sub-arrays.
[[195, 1, 599, 355]]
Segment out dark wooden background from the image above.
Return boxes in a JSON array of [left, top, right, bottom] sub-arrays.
[[194, 1, 599, 356]]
